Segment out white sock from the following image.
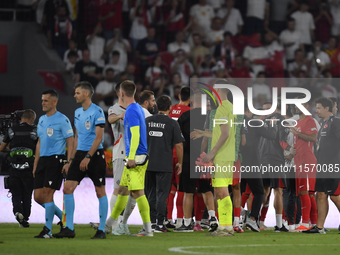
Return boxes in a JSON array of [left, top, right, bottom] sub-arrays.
[[288, 224, 295, 231], [208, 210, 216, 219], [184, 218, 191, 227], [260, 221, 265, 225], [106, 216, 117, 229], [110, 194, 118, 213], [301, 222, 309, 228], [177, 218, 183, 227], [234, 216, 240, 226], [276, 214, 282, 228], [196, 221, 201, 225], [122, 195, 136, 224], [143, 222, 152, 233]]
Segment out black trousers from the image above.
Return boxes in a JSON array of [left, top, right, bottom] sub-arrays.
[[244, 175, 264, 220], [286, 177, 301, 224], [9, 167, 34, 221], [145, 171, 172, 224]]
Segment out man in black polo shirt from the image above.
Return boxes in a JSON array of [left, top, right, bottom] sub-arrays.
[[174, 91, 216, 233], [145, 95, 184, 233], [241, 103, 277, 232], [303, 97, 340, 234]]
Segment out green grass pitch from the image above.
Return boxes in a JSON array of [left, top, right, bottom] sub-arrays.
[[1, 223, 340, 255]]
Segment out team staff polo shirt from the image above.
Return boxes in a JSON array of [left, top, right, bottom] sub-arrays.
[[146, 114, 184, 172], [124, 103, 148, 157], [74, 103, 105, 151], [212, 100, 236, 163], [38, 111, 73, 157], [316, 115, 340, 165]]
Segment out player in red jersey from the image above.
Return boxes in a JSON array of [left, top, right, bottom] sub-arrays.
[[165, 87, 193, 228], [289, 100, 318, 231]]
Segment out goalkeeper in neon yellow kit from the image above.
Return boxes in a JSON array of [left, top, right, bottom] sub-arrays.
[[105, 80, 152, 237]]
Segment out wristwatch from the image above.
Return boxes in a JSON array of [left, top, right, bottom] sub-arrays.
[[85, 153, 92, 159]]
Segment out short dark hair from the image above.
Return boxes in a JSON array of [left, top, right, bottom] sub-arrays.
[[315, 97, 333, 112], [42, 89, 59, 99], [112, 50, 120, 56], [74, 81, 94, 97], [329, 97, 337, 105], [67, 50, 78, 59], [294, 48, 303, 56], [121, 80, 136, 97], [223, 31, 232, 37], [106, 68, 114, 74], [257, 71, 266, 77], [157, 95, 171, 111], [192, 33, 201, 38], [180, 86, 194, 102], [287, 17, 295, 23], [139, 90, 154, 105], [22, 109, 36, 120], [300, 0, 309, 6], [115, 82, 122, 94]]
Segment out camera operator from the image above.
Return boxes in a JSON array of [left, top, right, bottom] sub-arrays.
[[0, 109, 38, 227]]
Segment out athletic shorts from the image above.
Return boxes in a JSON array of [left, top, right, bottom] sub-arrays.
[[211, 161, 233, 188], [171, 157, 179, 187], [178, 161, 213, 194], [232, 159, 241, 186], [34, 155, 65, 190], [67, 150, 106, 187], [315, 178, 340, 195], [120, 160, 149, 191], [113, 158, 125, 190], [295, 163, 316, 195]]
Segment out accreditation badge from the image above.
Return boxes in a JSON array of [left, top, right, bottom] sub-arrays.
[[47, 128, 54, 137], [85, 121, 91, 130]]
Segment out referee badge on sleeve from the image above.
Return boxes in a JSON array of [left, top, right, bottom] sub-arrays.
[[47, 128, 54, 137], [85, 121, 91, 130]]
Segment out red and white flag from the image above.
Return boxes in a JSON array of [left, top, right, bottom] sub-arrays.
[[38, 71, 65, 93]]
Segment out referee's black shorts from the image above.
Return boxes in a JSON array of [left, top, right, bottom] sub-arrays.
[[34, 155, 65, 190], [67, 150, 106, 187], [178, 161, 213, 194]]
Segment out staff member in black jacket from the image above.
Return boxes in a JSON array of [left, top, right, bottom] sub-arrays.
[[145, 95, 184, 233], [241, 104, 277, 232], [0, 110, 38, 227]]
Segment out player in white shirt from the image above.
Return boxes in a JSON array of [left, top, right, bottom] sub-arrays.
[[106, 27, 131, 74], [287, 49, 308, 87], [95, 68, 116, 114], [245, 0, 269, 35], [204, 17, 225, 55], [86, 24, 106, 69], [97, 82, 136, 235], [279, 18, 304, 62], [167, 31, 191, 57], [307, 40, 331, 78], [217, 0, 243, 36], [291, 1, 315, 50], [189, 0, 215, 34]]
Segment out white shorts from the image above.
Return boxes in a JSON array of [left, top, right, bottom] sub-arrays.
[[112, 158, 125, 190]]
